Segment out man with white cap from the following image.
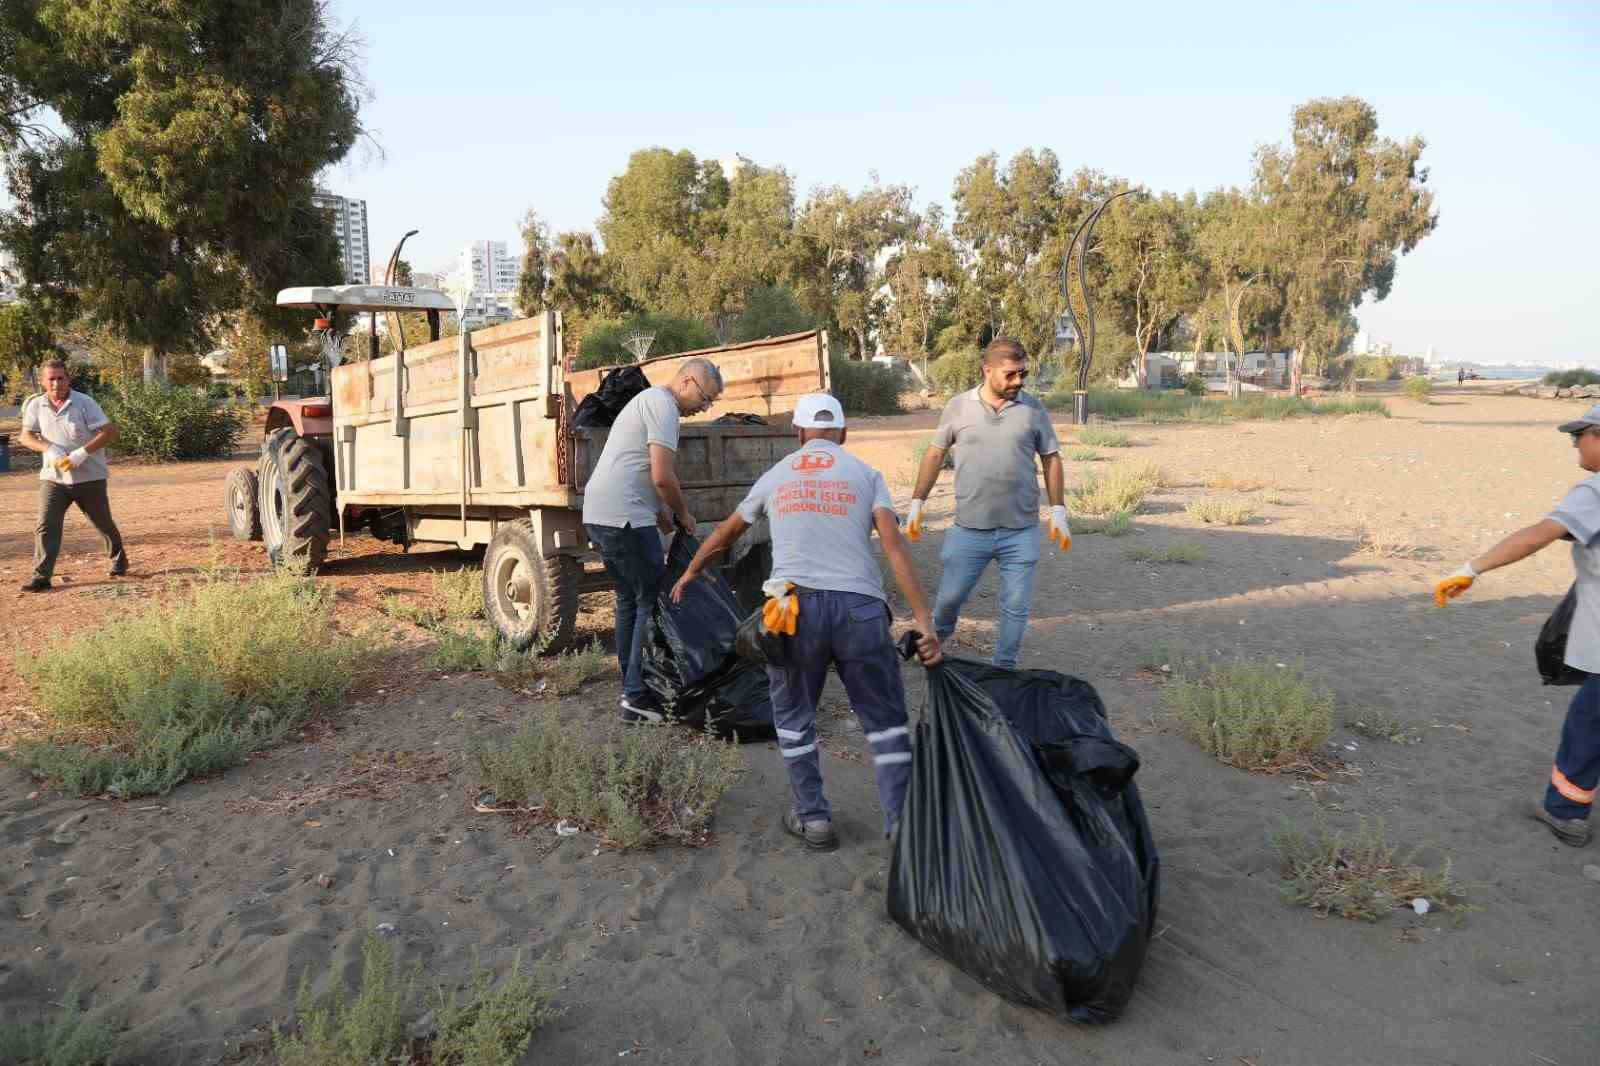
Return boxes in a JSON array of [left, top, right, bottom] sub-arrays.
[[671, 393, 942, 850], [1435, 402, 1600, 847]]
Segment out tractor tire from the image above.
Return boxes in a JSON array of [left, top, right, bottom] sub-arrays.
[[483, 519, 579, 655], [224, 466, 262, 541], [258, 428, 333, 571]]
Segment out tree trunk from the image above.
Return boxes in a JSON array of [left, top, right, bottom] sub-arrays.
[[1291, 349, 1304, 396], [853, 326, 868, 360], [143, 346, 166, 384]]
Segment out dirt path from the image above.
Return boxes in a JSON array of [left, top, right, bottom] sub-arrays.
[[2, 389, 1597, 1065]]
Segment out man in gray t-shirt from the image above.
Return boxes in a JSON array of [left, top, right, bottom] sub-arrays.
[[17, 358, 128, 591], [671, 394, 941, 851], [1435, 401, 1600, 848], [905, 337, 1068, 669], [582, 357, 723, 724]]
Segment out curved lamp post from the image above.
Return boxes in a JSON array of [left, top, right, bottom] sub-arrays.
[[1059, 190, 1136, 425]]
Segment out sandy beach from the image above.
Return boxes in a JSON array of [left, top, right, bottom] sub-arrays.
[[3, 385, 1597, 1065]]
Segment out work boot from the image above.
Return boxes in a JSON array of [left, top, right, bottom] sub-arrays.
[[1534, 804, 1592, 847], [20, 576, 50, 592], [619, 696, 664, 726], [109, 562, 128, 578], [783, 806, 839, 852]]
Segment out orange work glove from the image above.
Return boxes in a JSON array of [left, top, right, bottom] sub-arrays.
[[904, 499, 925, 542], [1047, 505, 1072, 552], [1433, 564, 1479, 608]]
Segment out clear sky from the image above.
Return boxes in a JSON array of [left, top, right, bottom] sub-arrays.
[[332, 1, 1595, 364]]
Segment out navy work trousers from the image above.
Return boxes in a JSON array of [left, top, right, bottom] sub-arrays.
[[766, 589, 912, 836], [1546, 673, 1600, 820]]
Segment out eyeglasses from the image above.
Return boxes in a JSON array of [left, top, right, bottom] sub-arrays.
[[686, 376, 716, 411]]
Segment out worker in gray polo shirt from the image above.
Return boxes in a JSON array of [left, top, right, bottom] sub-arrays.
[[671, 393, 942, 850], [17, 358, 128, 591], [906, 336, 1067, 669], [583, 357, 724, 724]]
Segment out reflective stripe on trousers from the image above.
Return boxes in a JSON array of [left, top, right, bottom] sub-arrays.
[[765, 589, 911, 835], [1545, 673, 1600, 820]]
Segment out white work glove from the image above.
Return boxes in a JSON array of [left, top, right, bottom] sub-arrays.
[[66, 447, 89, 468], [44, 445, 66, 467], [1433, 563, 1479, 608], [1047, 505, 1072, 552], [905, 498, 926, 541]]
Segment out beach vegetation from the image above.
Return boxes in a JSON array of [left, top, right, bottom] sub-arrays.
[[1075, 425, 1132, 447], [1047, 388, 1389, 423], [10, 571, 367, 798], [1067, 462, 1168, 517], [1402, 376, 1432, 402], [1125, 542, 1207, 564], [1187, 497, 1257, 525], [1165, 660, 1334, 770], [1272, 818, 1470, 922], [275, 930, 554, 1066], [0, 986, 118, 1066], [472, 705, 744, 849]]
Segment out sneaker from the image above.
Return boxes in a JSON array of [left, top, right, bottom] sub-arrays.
[[1534, 804, 1593, 847], [619, 697, 664, 725], [20, 576, 50, 593], [783, 806, 839, 852], [108, 563, 128, 578]]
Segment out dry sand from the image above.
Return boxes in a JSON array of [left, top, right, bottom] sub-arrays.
[[3, 386, 1598, 1064]]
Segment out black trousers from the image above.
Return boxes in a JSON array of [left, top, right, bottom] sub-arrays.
[[34, 479, 127, 580]]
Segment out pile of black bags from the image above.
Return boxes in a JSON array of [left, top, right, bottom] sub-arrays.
[[639, 532, 776, 741], [888, 656, 1160, 1024]]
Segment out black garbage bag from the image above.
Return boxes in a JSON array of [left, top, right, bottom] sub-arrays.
[[572, 364, 649, 429], [639, 531, 777, 741], [1538, 583, 1587, 686], [887, 655, 1159, 1025]]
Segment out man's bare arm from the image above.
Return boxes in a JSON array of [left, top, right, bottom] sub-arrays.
[[1471, 519, 1567, 575], [17, 429, 50, 455], [669, 514, 749, 602], [911, 444, 946, 502], [1041, 452, 1064, 507], [649, 443, 695, 529]]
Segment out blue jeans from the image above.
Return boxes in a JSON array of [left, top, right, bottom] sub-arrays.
[[585, 523, 666, 708], [933, 524, 1041, 670], [765, 590, 912, 835], [1546, 673, 1600, 820]]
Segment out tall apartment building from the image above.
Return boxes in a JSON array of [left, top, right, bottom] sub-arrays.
[[453, 240, 522, 327], [311, 188, 371, 286]]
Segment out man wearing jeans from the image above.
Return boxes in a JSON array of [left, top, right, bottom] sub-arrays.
[[670, 393, 942, 849], [583, 358, 723, 723], [906, 337, 1068, 669], [17, 359, 128, 591]]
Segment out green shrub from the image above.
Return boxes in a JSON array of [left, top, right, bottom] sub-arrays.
[[1402, 376, 1432, 402], [1544, 368, 1600, 388], [1053, 388, 1389, 423], [1164, 661, 1334, 770], [1184, 373, 1207, 396], [0, 986, 118, 1066], [472, 705, 745, 849], [731, 284, 815, 342], [100, 380, 246, 460], [1076, 426, 1131, 447], [1353, 355, 1401, 380], [1064, 447, 1102, 462], [1067, 462, 1166, 516], [1074, 510, 1133, 536], [576, 312, 718, 370], [1272, 819, 1470, 922], [828, 354, 902, 416], [429, 627, 501, 673], [497, 641, 612, 696], [1186, 497, 1257, 525], [10, 571, 368, 797], [928, 349, 983, 394], [276, 930, 553, 1066]]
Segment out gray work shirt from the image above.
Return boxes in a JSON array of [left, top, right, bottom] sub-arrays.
[[931, 387, 1061, 530], [737, 439, 896, 602], [1549, 473, 1600, 673], [582, 386, 682, 529], [22, 390, 111, 485]]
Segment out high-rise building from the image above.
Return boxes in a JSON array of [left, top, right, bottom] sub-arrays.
[[311, 188, 370, 285], [451, 241, 522, 327]]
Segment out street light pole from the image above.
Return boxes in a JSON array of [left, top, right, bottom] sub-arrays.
[[1060, 190, 1136, 425]]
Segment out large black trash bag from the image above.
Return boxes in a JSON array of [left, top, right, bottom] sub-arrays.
[[639, 531, 777, 741], [1538, 584, 1587, 686], [572, 365, 650, 429], [887, 655, 1160, 1025]]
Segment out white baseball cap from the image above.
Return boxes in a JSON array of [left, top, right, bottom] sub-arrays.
[[793, 393, 846, 429]]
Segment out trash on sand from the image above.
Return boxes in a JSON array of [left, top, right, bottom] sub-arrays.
[[1582, 864, 1600, 884], [556, 820, 579, 837], [377, 922, 397, 934], [1411, 898, 1430, 915]]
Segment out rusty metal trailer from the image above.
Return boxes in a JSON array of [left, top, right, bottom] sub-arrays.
[[301, 295, 829, 652]]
